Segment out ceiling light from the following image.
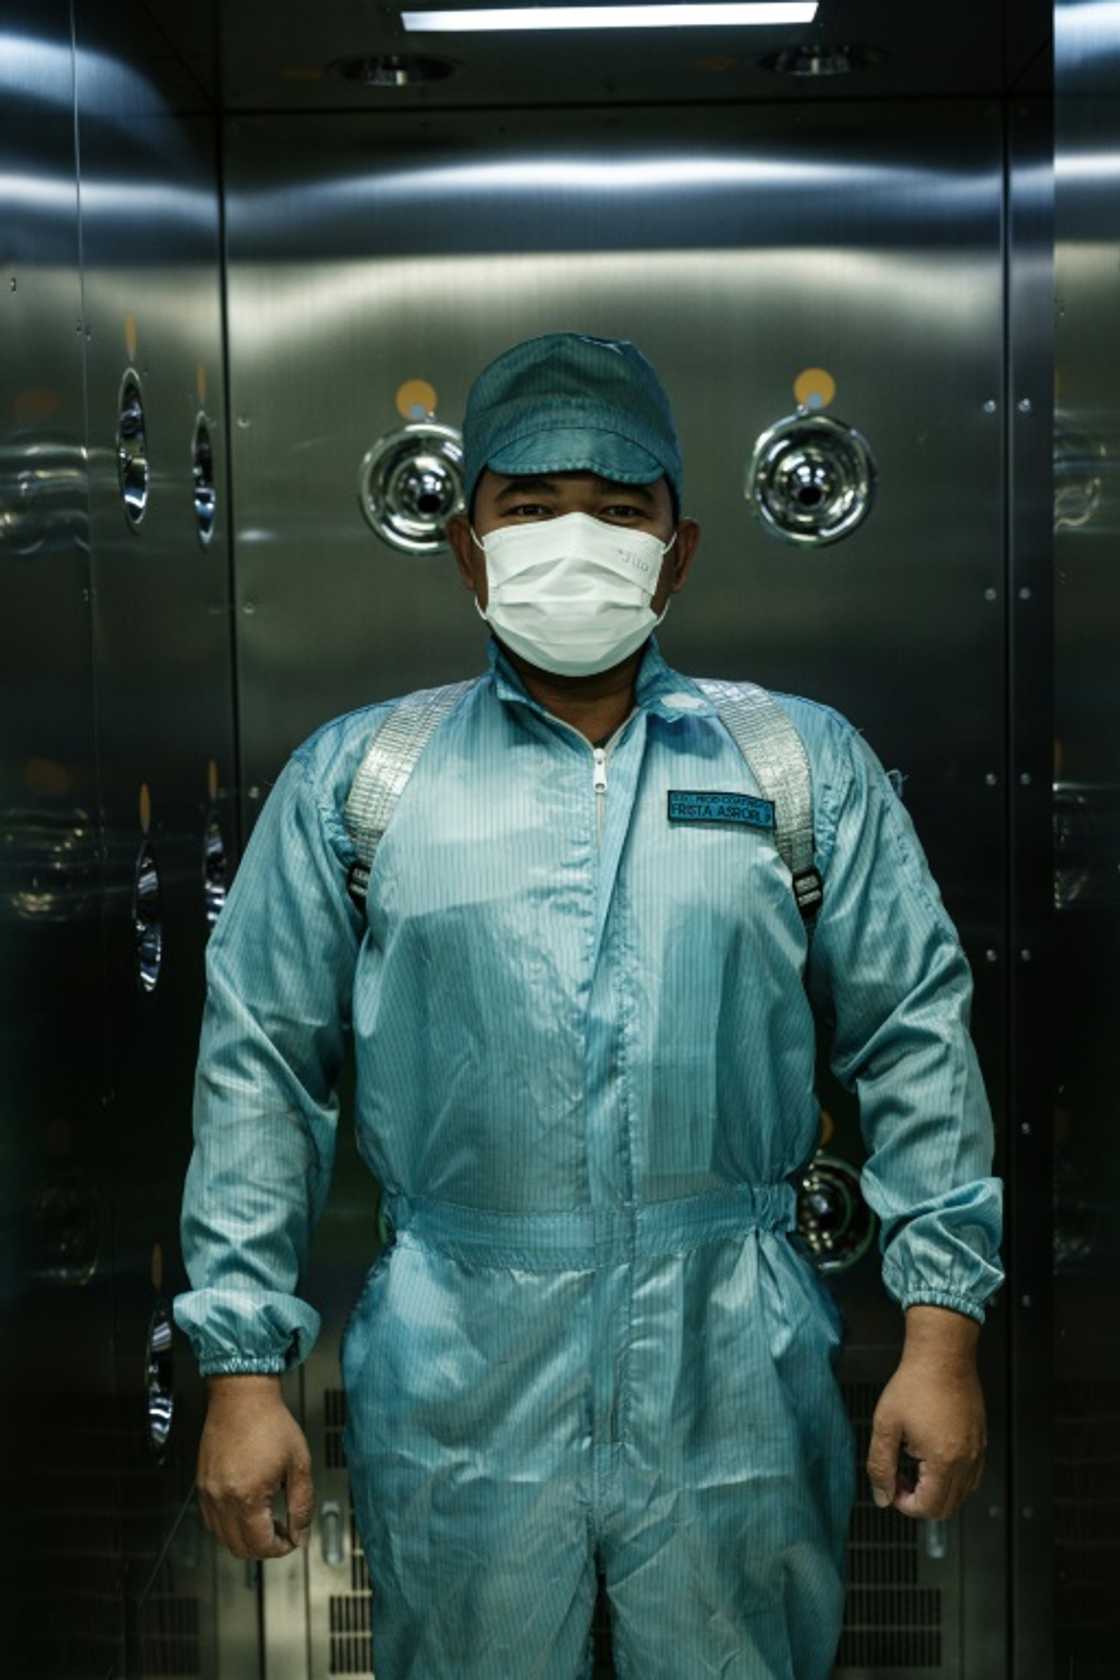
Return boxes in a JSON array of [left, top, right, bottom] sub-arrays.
[[402, 5, 819, 32], [758, 41, 886, 76], [326, 53, 456, 84]]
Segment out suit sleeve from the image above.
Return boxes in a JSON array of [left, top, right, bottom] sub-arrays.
[[805, 723, 1006, 1325], [172, 749, 360, 1375]]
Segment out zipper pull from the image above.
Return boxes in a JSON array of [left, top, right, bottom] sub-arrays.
[[592, 747, 607, 846]]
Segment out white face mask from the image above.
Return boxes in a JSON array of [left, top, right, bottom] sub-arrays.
[[470, 510, 676, 678]]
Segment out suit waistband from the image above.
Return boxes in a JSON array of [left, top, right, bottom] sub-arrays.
[[380, 1182, 799, 1269]]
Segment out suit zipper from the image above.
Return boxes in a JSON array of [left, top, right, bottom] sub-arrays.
[[593, 747, 608, 847], [540, 711, 633, 848]]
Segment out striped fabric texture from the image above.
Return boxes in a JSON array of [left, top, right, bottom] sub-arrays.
[[460, 331, 685, 518], [173, 631, 1004, 1677]]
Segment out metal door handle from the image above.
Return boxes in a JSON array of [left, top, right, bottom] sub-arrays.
[[145, 1300, 174, 1455], [320, 1498, 345, 1568]]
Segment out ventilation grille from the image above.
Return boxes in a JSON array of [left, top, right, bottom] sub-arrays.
[[139, 1591, 201, 1676], [137, 1526, 204, 1678], [350, 1505, 370, 1594], [834, 1381, 942, 1671], [10, 1389, 126, 1675], [329, 1589, 371, 1677], [325, 1382, 945, 1674], [326, 1383, 346, 1470], [328, 1455, 373, 1675], [836, 1384, 940, 1673], [1055, 1378, 1120, 1670]]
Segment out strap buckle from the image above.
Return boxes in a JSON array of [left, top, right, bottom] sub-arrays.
[[792, 866, 823, 922], [346, 860, 370, 915]]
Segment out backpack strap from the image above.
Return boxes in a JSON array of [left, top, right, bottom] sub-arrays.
[[344, 679, 480, 917], [694, 678, 823, 927], [343, 671, 821, 928]]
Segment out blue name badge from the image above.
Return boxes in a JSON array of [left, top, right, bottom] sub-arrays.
[[667, 789, 776, 830]]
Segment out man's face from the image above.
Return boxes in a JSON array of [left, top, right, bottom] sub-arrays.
[[446, 468, 700, 618]]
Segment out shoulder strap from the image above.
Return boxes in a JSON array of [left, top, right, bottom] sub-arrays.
[[344, 679, 480, 917], [343, 672, 821, 927], [694, 678, 823, 927]]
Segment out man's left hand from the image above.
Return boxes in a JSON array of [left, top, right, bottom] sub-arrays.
[[865, 1346, 988, 1520]]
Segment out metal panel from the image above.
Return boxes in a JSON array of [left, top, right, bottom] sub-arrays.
[[71, 0, 241, 1673], [227, 98, 1010, 1680], [1006, 0, 1053, 90], [259, 1381, 313, 1680], [0, 4, 111, 1674], [1051, 6, 1120, 1677], [1006, 88, 1056, 1680]]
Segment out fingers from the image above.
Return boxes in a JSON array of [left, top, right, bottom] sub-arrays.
[[196, 1404, 316, 1561], [866, 1411, 904, 1509], [198, 1471, 316, 1560], [889, 1450, 987, 1520], [285, 1457, 316, 1549], [892, 1457, 950, 1519], [241, 1497, 300, 1561], [199, 1489, 297, 1560]]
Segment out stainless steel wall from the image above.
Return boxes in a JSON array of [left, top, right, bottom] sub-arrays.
[[1, 2, 251, 1675], [224, 95, 1024, 1678], [1052, 4, 1120, 1675], [0, 2, 105, 1670], [1, 2, 1082, 1676]]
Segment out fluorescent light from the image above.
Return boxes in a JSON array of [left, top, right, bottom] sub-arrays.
[[402, 5, 818, 32]]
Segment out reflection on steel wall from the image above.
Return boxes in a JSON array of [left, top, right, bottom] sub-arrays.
[[0, 2, 103, 1670], [226, 99, 1012, 1678], [73, 0, 248, 1669], [0, 2, 250, 1675], [1053, 3, 1120, 1673]]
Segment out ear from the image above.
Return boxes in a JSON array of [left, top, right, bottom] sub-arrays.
[[671, 518, 700, 589], [445, 513, 478, 590]]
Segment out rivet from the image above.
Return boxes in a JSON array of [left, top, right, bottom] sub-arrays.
[[984, 587, 997, 602], [1020, 1121, 1032, 1135], [1022, 1505, 1034, 1519], [1020, 772, 1032, 786], [243, 601, 256, 615], [1018, 398, 1033, 414], [983, 399, 997, 414], [1019, 586, 1032, 600], [1020, 949, 1032, 962], [985, 949, 999, 964], [1021, 1294, 1033, 1308], [248, 786, 260, 801], [985, 772, 998, 787]]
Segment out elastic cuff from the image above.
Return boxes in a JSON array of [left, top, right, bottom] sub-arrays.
[[898, 1289, 986, 1325], [199, 1355, 288, 1377]]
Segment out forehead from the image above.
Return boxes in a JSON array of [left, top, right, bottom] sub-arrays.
[[482, 469, 663, 500]]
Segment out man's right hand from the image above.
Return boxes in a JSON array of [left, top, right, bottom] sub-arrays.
[[197, 1374, 314, 1560]]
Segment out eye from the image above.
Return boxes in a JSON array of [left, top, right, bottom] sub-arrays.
[[601, 505, 646, 519], [503, 503, 551, 517]]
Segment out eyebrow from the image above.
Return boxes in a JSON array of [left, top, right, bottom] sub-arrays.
[[493, 476, 657, 505]]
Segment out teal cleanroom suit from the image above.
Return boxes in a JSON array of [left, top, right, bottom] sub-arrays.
[[174, 632, 1004, 1679]]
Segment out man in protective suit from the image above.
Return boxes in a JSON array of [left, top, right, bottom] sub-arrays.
[[174, 331, 1005, 1679]]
